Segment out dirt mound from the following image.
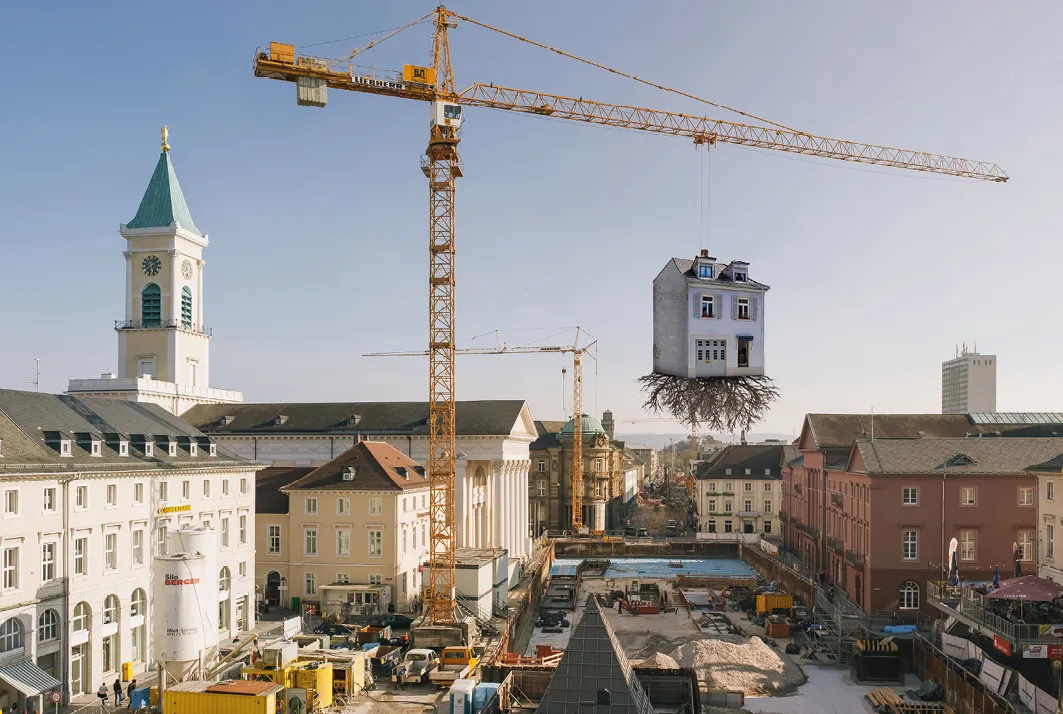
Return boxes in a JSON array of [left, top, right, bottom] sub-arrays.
[[671, 637, 805, 695], [638, 652, 679, 669]]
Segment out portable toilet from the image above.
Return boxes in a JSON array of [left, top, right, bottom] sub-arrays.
[[450, 679, 477, 714]]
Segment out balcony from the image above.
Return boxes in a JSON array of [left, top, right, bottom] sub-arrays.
[[116, 319, 212, 336], [796, 522, 818, 538], [927, 581, 1063, 647], [830, 492, 844, 508], [845, 550, 865, 567], [827, 537, 845, 553]]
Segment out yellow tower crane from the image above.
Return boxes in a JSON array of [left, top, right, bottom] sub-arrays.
[[254, 6, 1006, 624], [366, 329, 598, 532]]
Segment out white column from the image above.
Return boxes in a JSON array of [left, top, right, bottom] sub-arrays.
[[491, 461, 503, 549], [455, 461, 467, 548], [168, 249, 179, 321], [124, 251, 133, 320], [524, 461, 533, 553], [506, 463, 516, 556], [519, 463, 528, 556]]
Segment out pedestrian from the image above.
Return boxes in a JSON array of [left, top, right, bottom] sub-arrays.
[[126, 680, 136, 709], [616, 598, 623, 614], [97, 684, 108, 711], [113, 679, 122, 706]]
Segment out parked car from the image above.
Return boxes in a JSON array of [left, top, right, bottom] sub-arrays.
[[385, 614, 415, 629], [637, 527, 649, 538]]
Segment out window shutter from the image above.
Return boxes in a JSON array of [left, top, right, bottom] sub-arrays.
[[751, 297, 759, 321], [694, 293, 701, 318], [715, 293, 724, 319], [731, 295, 739, 320]]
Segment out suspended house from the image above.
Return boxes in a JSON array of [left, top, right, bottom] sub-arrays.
[[652, 249, 769, 379]]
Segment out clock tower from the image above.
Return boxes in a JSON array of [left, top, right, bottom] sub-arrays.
[[67, 128, 243, 414]]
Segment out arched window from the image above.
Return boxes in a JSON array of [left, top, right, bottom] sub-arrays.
[[141, 284, 161, 327], [72, 602, 90, 632], [0, 618, 23, 652], [899, 581, 920, 610], [219, 567, 231, 592], [103, 595, 120, 625], [38, 609, 59, 642], [130, 589, 147, 617], [181, 286, 192, 329]]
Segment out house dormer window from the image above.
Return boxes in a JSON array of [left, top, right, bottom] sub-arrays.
[[209, 443, 217, 457], [273, 415, 288, 426], [698, 264, 713, 278], [60, 441, 71, 457], [168, 441, 178, 457], [189, 442, 198, 457], [145, 442, 154, 457], [91, 440, 102, 457], [119, 441, 129, 457], [735, 271, 747, 281], [700, 294, 714, 318]]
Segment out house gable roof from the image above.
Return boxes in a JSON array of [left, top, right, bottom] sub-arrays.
[[284, 441, 427, 492], [256, 467, 314, 514], [695, 445, 784, 480], [852, 437, 1063, 475]]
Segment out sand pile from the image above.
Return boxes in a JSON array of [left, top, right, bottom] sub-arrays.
[[671, 637, 805, 695], [638, 652, 679, 669]]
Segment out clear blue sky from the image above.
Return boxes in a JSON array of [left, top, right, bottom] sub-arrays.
[[2, 2, 1059, 435]]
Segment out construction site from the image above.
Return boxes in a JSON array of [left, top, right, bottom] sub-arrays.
[[57, 4, 1013, 714]]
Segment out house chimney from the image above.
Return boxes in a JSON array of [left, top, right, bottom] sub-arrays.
[[700, 249, 709, 257]]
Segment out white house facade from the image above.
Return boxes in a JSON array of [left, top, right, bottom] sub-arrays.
[[652, 249, 769, 379], [0, 390, 257, 708]]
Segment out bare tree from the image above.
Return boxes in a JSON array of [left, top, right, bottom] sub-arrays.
[[637, 372, 780, 432]]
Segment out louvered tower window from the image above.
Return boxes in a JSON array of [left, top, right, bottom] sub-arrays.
[[142, 284, 161, 326], [181, 286, 193, 329]]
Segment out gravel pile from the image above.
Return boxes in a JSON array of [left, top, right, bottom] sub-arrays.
[[671, 637, 806, 695], [638, 652, 679, 669]]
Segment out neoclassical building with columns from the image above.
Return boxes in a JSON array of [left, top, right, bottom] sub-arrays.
[[182, 400, 537, 586]]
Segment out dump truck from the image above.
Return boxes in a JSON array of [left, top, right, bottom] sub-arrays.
[[428, 647, 478, 686], [391, 648, 439, 685]]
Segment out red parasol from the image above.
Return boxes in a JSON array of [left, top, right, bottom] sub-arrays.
[[986, 575, 1063, 602]]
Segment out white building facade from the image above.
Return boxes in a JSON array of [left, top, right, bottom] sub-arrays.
[[183, 401, 537, 579], [67, 129, 242, 415], [941, 347, 997, 414], [0, 390, 257, 706], [652, 250, 769, 379]]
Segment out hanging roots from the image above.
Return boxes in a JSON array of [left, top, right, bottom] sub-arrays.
[[637, 372, 780, 432]]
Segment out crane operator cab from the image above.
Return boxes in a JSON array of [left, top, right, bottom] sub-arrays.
[[432, 101, 463, 129]]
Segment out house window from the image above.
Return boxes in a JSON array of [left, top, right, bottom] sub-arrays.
[[737, 298, 750, 319], [156, 526, 168, 556], [239, 515, 247, 544], [744, 482, 753, 492], [899, 581, 920, 610], [369, 574, 382, 585], [219, 567, 231, 592], [240, 477, 248, 495], [337, 498, 350, 515], [60, 440, 71, 456], [103, 594, 120, 625], [708, 482, 717, 492], [304, 528, 318, 556], [181, 286, 193, 329], [238, 561, 247, 577], [74, 537, 87, 575], [537, 460, 546, 473], [744, 500, 753, 512], [336, 573, 348, 584], [3, 490, 17, 516], [221, 517, 230, 547], [764, 521, 772, 534], [1019, 487, 1033, 506], [105, 533, 117, 570], [1019, 531, 1035, 561], [724, 500, 732, 512], [182, 481, 190, 500], [159, 482, 168, 501], [91, 441, 101, 457], [304, 572, 317, 596], [902, 530, 917, 560], [132, 530, 144, 565], [0, 619, 22, 653], [2, 546, 18, 589], [764, 469, 771, 476], [724, 469, 731, 476], [141, 284, 161, 326], [695, 339, 725, 362], [708, 500, 716, 513], [268, 525, 281, 554], [698, 264, 713, 278], [735, 270, 747, 281], [1049, 482, 1056, 501], [41, 542, 56, 582], [368, 530, 383, 558], [402, 529, 407, 554], [72, 602, 89, 632], [43, 487, 56, 513], [37, 610, 59, 643], [959, 530, 976, 561], [1048, 524, 1055, 559], [764, 500, 772, 513], [960, 487, 976, 506], [221, 479, 229, 497], [700, 294, 714, 318], [133, 483, 144, 504], [369, 498, 382, 515], [106, 484, 117, 507], [203, 480, 211, 498], [902, 487, 918, 505], [168, 441, 178, 457], [537, 481, 546, 497], [305, 497, 317, 514], [724, 520, 733, 533], [336, 529, 351, 557]]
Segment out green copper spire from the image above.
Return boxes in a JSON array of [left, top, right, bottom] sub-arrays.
[[126, 128, 202, 236]]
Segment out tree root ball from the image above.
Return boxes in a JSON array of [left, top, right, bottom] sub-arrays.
[[637, 372, 780, 432]]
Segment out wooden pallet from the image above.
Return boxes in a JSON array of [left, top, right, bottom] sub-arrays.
[[865, 688, 904, 710], [891, 704, 952, 714]]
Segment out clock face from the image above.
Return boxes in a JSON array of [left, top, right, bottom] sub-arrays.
[[181, 259, 194, 280], [142, 255, 161, 276]]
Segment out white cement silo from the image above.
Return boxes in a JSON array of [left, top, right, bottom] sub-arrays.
[[152, 553, 211, 680], [170, 527, 219, 651]]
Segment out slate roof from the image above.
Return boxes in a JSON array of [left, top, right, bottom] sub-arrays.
[[256, 467, 313, 514], [853, 438, 1063, 475], [536, 597, 654, 714], [804, 413, 1063, 449], [125, 151, 202, 236], [668, 257, 770, 290], [530, 420, 564, 450], [284, 441, 428, 492], [1028, 454, 1063, 473], [182, 400, 528, 437], [695, 444, 785, 480], [0, 389, 249, 472]]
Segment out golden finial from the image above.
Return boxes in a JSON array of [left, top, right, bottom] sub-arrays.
[[161, 126, 170, 153]]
